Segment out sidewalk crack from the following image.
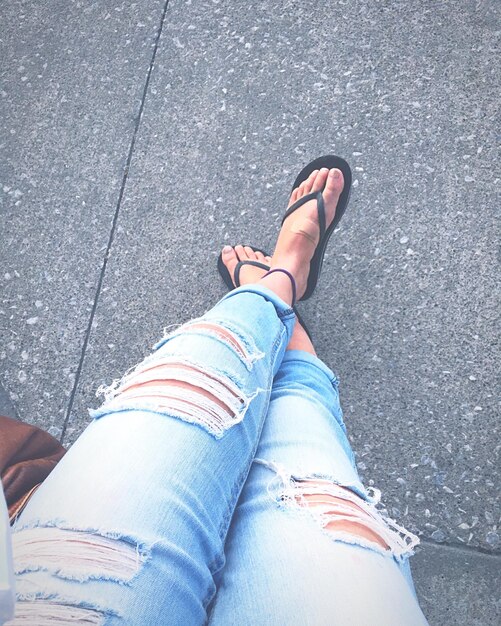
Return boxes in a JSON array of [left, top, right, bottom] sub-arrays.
[[60, 0, 172, 444]]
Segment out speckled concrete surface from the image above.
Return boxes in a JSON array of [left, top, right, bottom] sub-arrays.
[[0, 380, 17, 421], [412, 542, 501, 625], [1, 0, 499, 621], [0, 0, 166, 436], [67, 0, 500, 552]]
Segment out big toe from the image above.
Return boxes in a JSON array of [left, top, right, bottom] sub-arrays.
[[221, 245, 239, 276], [324, 168, 344, 199]]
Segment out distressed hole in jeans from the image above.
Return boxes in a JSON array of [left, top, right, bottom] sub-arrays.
[[282, 478, 419, 559], [13, 527, 145, 583], [178, 322, 252, 361], [98, 358, 253, 438], [5, 602, 104, 625], [153, 319, 263, 371]]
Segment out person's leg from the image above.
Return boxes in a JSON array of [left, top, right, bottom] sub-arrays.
[[8, 167, 344, 626], [208, 290, 428, 624], [9, 286, 294, 626]]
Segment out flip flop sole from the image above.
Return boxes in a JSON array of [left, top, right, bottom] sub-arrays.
[[290, 155, 352, 300]]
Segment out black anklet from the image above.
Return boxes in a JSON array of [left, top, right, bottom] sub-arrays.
[[262, 268, 297, 307]]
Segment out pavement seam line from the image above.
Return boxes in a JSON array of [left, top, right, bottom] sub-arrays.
[[420, 537, 501, 560], [59, 0, 171, 444]]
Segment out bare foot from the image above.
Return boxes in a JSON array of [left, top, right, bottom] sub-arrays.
[[220, 245, 272, 286], [220, 244, 316, 355], [267, 167, 345, 303], [221, 168, 344, 307]]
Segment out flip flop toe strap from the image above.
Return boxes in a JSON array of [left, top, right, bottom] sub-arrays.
[[234, 260, 270, 287], [281, 191, 326, 240]]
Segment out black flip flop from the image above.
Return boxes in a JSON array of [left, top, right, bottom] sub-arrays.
[[284, 155, 352, 301], [217, 246, 313, 341]]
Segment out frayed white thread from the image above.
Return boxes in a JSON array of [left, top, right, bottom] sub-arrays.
[[92, 316, 266, 435], [96, 356, 243, 405], [95, 315, 263, 404], [5, 601, 105, 625], [95, 357, 144, 403], [257, 462, 420, 561], [13, 527, 145, 583], [94, 354, 265, 437], [104, 359, 244, 411], [154, 318, 264, 370], [123, 359, 242, 394], [95, 318, 208, 402], [281, 478, 419, 560], [365, 485, 382, 505], [254, 459, 372, 503], [154, 322, 186, 350], [98, 386, 265, 438], [109, 389, 237, 434]]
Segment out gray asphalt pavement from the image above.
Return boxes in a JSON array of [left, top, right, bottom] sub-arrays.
[[1, 1, 499, 623]]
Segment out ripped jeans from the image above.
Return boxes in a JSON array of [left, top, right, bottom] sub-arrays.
[[9, 285, 428, 625]]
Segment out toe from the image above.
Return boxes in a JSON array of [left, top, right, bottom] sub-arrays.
[[324, 168, 344, 199], [297, 180, 309, 198], [304, 169, 319, 193], [312, 168, 329, 192], [221, 245, 238, 276], [255, 250, 266, 262], [244, 245, 257, 259], [234, 244, 246, 261]]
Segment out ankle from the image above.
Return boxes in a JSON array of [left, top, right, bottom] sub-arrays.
[[262, 268, 297, 306], [286, 321, 316, 355], [258, 271, 296, 307]]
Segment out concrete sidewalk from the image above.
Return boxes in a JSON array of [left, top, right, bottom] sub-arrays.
[[1, 1, 499, 623]]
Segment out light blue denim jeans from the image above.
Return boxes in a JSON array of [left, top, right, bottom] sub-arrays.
[[8, 285, 428, 625]]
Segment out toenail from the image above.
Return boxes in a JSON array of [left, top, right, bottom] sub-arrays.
[[331, 168, 341, 179], [223, 245, 232, 253]]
